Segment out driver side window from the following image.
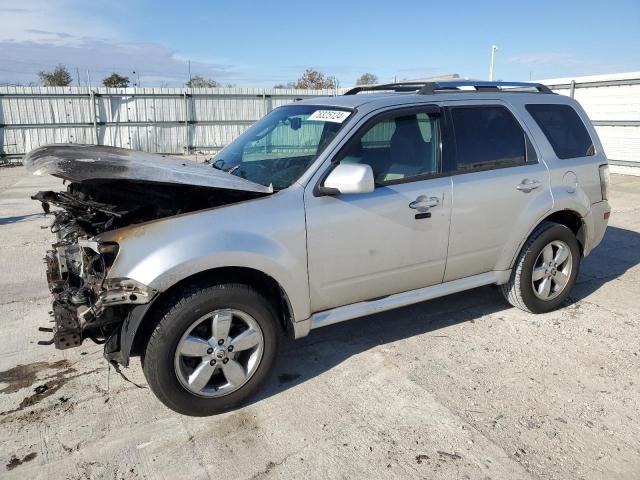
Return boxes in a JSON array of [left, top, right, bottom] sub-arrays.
[[338, 111, 440, 185]]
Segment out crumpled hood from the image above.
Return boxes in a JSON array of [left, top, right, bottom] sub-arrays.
[[23, 144, 273, 194]]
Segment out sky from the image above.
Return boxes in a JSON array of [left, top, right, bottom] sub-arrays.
[[0, 0, 638, 87]]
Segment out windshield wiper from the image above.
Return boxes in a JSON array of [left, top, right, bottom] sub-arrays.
[[211, 158, 225, 170]]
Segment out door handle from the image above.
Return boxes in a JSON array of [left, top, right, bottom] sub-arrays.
[[516, 179, 542, 193], [409, 196, 440, 210]]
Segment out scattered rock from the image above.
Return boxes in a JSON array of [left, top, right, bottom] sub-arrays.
[[34, 384, 48, 395]]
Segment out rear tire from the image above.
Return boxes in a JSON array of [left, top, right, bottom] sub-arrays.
[[142, 283, 280, 416], [501, 221, 581, 313]]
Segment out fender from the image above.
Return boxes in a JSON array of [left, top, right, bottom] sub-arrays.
[[498, 184, 592, 273], [97, 187, 310, 366]]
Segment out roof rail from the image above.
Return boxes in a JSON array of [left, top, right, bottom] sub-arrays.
[[343, 81, 554, 95], [344, 82, 438, 95], [417, 81, 553, 94]]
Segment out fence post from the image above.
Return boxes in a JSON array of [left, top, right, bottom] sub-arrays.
[[183, 91, 190, 154], [89, 90, 99, 145]]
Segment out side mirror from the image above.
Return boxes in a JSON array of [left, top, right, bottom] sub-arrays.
[[320, 163, 375, 195]]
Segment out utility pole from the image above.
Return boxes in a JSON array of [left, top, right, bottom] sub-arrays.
[[489, 44, 498, 81], [188, 60, 192, 84], [76, 67, 81, 87]]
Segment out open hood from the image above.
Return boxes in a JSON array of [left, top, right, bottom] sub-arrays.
[[23, 144, 273, 194]]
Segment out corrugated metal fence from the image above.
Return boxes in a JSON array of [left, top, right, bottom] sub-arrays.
[[3, 78, 639, 169], [0, 86, 338, 162]]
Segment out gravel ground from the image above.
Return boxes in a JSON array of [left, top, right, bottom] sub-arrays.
[[0, 166, 638, 480]]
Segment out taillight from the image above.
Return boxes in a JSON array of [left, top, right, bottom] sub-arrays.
[[599, 164, 610, 201]]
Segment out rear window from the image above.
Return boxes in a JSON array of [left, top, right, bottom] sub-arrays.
[[526, 104, 595, 159], [450, 106, 526, 172]]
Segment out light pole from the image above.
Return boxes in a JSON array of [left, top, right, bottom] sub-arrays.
[[489, 44, 498, 81]]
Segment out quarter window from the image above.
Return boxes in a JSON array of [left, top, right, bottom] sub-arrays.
[[526, 104, 595, 159], [338, 112, 440, 185], [450, 106, 527, 172]]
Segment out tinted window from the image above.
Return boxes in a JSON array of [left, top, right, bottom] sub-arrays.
[[526, 104, 594, 159], [339, 112, 439, 185], [451, 106, 526, 172]]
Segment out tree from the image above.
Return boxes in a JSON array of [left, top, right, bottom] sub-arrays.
[[186, 75, 219, 88], [38, 64, 72, 87], [102, 73, 130, 88], [356, 73, 378, 85], [294, 69, 335, 89]]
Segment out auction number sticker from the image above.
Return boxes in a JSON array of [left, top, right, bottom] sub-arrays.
[[308, 110, 351, 123]]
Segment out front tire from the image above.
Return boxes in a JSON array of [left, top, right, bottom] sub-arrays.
[[142, 283, 280, 416], [501, 221, 581, 313]]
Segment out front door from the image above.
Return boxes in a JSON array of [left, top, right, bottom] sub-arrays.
[[304, 106, 452, 312]]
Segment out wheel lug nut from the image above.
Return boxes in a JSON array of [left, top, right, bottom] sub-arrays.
[[210, 359, 216, 366], [207, 348, 213, 354], [218, 339, 224, 346], [227, 345, 234, 352], [223, 358, 229, 364]]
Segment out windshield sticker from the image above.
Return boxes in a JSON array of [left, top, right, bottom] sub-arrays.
[[308, 110, 351, 123]]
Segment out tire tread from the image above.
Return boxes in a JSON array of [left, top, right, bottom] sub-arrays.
[[501, 221, 558, 313]]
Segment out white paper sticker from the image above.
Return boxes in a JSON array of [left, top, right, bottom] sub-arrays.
[[307, 110, 351, 123]]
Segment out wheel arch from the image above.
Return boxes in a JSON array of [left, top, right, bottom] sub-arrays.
[[508, 208, 585, 271], [121, 266, 295, 364]]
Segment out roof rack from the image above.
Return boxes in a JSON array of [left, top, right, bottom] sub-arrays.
[[344, 82, 437, 95], [344, 81, 554, 95]]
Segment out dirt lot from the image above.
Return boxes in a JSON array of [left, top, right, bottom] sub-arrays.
[[0, 166, 638, 480]]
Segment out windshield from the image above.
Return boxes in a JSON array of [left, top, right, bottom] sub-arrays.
[[211, 105, 352, 190]]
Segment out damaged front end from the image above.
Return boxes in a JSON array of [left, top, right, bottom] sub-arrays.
[[36, 187, 160, 351], [27, 144, 272, 359], [41, 231, 156, 350]]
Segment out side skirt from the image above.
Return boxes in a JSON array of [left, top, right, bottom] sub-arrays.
[[292, 270, 511, 339]]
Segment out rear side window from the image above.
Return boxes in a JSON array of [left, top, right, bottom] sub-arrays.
[[526, 104, 595, 159], [450, 106, 527, 172]]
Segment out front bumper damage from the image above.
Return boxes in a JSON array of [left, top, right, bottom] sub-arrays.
[[41, 240, 155, 355]]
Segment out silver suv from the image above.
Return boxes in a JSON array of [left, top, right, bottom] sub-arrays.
[[27, 81, 611, 416]]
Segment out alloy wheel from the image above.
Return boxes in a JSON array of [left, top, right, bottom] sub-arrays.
[[531, 240, 573, 301], [174, 308, 264, 397]]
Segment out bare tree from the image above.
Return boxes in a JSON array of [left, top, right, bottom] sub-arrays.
[[102, 73, 130, 88], [186, 75, 219, 88], [38, 64, 72, 86], [294, 69, 335, 89], [356, 73, 379, 85]]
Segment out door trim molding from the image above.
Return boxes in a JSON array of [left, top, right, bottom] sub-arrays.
[[292, 270, 511, 338]]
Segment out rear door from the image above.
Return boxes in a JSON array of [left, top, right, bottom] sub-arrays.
[[442, 101, 552, 281]]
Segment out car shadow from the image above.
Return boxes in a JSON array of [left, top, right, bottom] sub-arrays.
[[0, 213, 42, 226], [251, 225, 640, 405]]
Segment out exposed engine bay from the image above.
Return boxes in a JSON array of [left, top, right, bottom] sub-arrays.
[[26, 144, 271, 353]]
